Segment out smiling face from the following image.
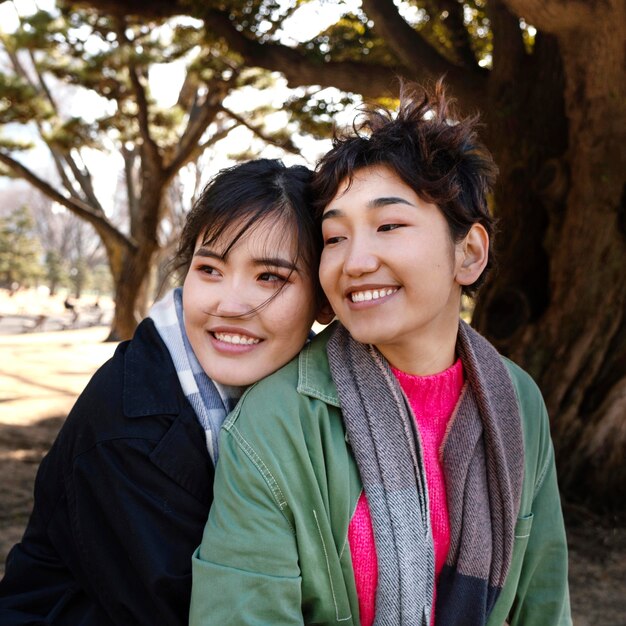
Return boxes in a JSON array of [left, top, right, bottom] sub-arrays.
[[319, 165, 470, 375], [182, 214, 318, 386]]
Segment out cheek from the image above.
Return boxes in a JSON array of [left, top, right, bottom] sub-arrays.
[[270, 286, 316, 337], [181, 275, 199, 316], [182, 273, 210, 324], [318, 253, 336, 294]]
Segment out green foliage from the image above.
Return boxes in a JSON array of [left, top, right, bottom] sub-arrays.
[[0, 205, 44, 289], [2, 8, 233, 161], [44, 249, 68, 293], [285, 90, 359, 137], [43, 116, 101, 151], [305, 12, 395, 65], [0, 136, 34, 152], [0, 71, 53, 124]]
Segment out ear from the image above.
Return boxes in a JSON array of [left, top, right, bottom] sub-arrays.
[[455, 223, 489, 287], [315, 298, 335, 325]]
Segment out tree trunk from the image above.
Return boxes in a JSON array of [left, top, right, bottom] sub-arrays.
[[105, 242, 158, 341], [475, 5, 626, 511]]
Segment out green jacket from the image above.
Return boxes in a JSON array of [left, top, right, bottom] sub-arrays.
[[190, 325, 571, 625]]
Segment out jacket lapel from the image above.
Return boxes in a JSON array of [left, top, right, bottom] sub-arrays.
[[123, 319, 213, 504]]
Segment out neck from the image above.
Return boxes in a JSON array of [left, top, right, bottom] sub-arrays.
[[377, 316, 460, 376]]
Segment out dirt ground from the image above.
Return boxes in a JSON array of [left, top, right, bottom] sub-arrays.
[[0, 297, 625, 623]]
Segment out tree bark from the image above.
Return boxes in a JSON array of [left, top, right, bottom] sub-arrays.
[[106, 243, 157, 341], [475, 0, 626, 510]]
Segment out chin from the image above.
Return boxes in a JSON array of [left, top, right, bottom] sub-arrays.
[[344, 327, 378, 346], [215, 373, 253, 387]]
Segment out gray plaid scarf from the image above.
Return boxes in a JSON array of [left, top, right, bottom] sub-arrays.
[[149, 288, 243, 464], [327, 321, 524, 626]]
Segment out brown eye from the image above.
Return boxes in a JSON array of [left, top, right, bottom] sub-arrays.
[[324, 236, 346, 245], [259, 272, 286, 283]]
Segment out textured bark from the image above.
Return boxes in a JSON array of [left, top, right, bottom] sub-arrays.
[[476, 0, 626, 510]]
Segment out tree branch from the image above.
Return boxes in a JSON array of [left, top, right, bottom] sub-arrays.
[[69, 0, 182, 19], [203, 9, 399, 97], [28, 49, 58, 113], [439, 0, 479, 68], [501, 0, 595, 33], [48, 150, 82, 199], [488, 0, 526, 81], [181, 123, 238, 171], [121, 144, 139, 221], [25, 55, 105, 210], [0, 151, 136, 252], [64, 150, 105, 212], [69, 1, 483, 102], [165, 80, 231, 179], [5, 46, 34, 86], [221, 106, 300, 155], [360, 0, 487, 105], [115, 20, 162, 171]]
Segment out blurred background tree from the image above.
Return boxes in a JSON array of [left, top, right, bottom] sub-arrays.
[[0, 204, 43, 290], [0, 0, 624, 510]]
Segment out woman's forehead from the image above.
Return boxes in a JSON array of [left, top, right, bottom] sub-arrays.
[[197, 212, 297, 256]]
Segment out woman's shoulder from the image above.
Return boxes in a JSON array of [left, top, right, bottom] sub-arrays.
[[222, 324, 341, 445], [233, 324, 337, 406], [64, 319, 184, 448], [500, 356, 547, 417]]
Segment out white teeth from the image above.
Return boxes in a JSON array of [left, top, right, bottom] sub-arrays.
[[350, 288, 397, 303], [214, 332, 260, 345]]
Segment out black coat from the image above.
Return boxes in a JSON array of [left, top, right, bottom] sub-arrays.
[[0, 319, 214, 625]]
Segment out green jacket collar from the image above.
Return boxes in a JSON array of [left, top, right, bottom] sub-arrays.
[[297, 323, 341, 408]]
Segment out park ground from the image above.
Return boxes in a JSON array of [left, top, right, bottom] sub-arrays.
[[0, 290, 625, 624]]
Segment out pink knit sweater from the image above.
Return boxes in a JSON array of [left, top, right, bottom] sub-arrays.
[[348, 359, 464, 626]]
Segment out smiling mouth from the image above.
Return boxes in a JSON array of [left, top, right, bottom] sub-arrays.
[[212, 332, 260, 345], [350, 288, 398, 303]]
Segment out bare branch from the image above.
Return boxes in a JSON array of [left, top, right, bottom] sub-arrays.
[[27, 49, 58, 113], [48, 150, 82, 198], [182, 123, 239, 170], [4, 46, 33, 84], [221, 106, 300, 155], [166, 80, 231, 179], [24, 51, 103, 209], [57, 151, 103, 211], [115, 20, 162, 171], [0, 150, 136, 252], [177, 71, 200, 111]]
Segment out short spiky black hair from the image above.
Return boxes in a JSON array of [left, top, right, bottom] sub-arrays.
[[313, 80, 498, 295]]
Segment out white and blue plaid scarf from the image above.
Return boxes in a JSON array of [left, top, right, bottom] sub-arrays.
[[149, 288, 243, 464]]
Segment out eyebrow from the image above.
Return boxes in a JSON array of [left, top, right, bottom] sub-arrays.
[[321, 196, 416, 221], [193, 247, 299, 272], [254, 257, 299, 272], [193, 248, 223, 260]]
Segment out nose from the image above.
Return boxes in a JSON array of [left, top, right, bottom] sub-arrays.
[[343, 236, 379, 277], [213, 282, 256, 318]]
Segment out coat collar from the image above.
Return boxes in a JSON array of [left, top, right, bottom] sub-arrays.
[[123, 319, 181, 417], [297, 322, 341, 408]]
